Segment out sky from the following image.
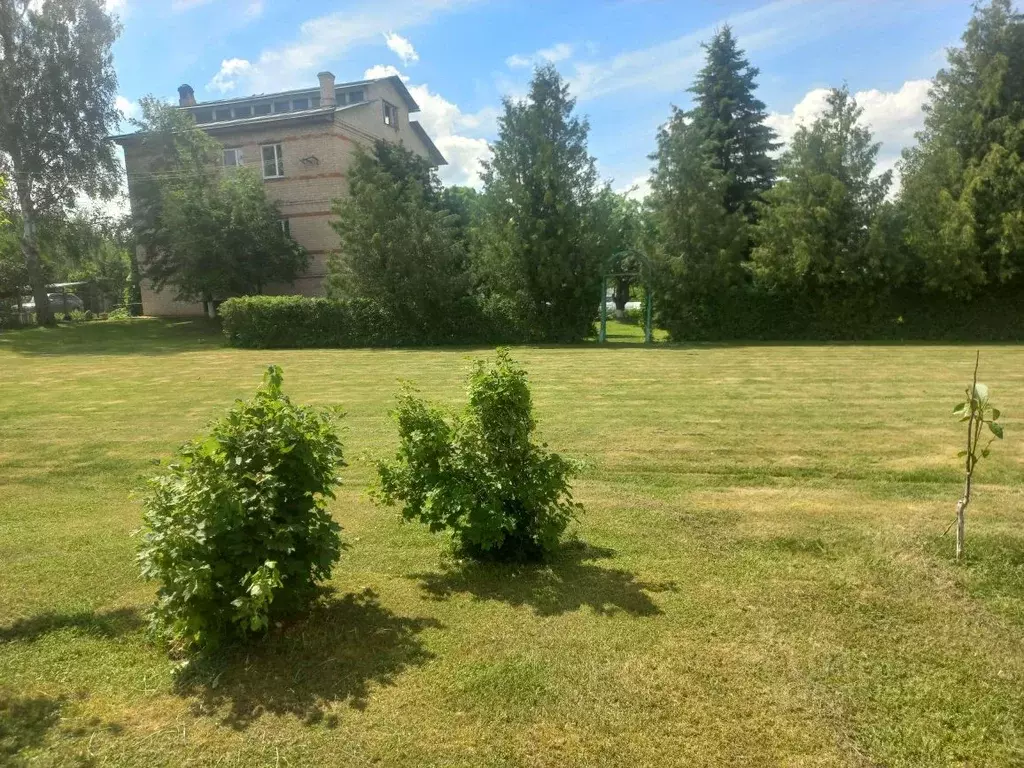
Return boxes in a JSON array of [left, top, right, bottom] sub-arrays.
[[108, 0, 976, 200]]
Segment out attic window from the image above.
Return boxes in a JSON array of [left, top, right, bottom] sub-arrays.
[[273, 100, 290, 113], [234, 105, 252, 118], [292, 97, 309, 110], [214, 107, 232, 121], [383, 100, 398, 128], [194, 109, 212, 124], [311, 95, 321, 108], [254, 103, 271, 116], [347, 89, 364, 104]]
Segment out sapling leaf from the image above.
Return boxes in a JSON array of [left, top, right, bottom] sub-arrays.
[[989, 422, 1004, 439], [991, 408, 1001, 421]]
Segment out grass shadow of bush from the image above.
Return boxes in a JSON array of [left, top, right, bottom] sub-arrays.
[[411, 540, 676, 617], [0, 694, 64, 764], [174, 589, 442, 729], [0, 607, 144, 645]]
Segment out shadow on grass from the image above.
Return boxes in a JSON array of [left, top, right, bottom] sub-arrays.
[[411, 540, 676, 617], [0, 607, 144, 644], [0, 318, 223, 357], [176, 589, 441, 729], [0, 694, 64, 764]]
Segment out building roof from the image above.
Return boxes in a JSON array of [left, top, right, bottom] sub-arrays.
[[183, 75, 419, 113], [409, 121, 447, 166]]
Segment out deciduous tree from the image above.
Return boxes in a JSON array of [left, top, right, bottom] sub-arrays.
[[0, 0, 122, 324]]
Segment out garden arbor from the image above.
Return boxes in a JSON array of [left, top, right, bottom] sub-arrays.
[[598, 248, 654, 344]]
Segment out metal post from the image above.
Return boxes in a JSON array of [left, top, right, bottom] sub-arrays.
[[644, 286, 653, 345], [599, 275, 607, 343]]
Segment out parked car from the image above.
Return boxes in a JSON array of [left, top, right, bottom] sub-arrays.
[[14, 293, 85, 313]]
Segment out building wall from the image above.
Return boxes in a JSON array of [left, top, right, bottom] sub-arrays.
[[125, 91, 438, 317]]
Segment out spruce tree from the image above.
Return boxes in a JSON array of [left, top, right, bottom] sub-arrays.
[[476, 65, 600, 342], [899, 0, 1024, 294], [688, 25, 779, 220]]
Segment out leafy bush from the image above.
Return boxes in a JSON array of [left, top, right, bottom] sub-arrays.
[[219, 295, 401, 349], [138, 365, 345, 655], [219, 294, 534, 349], [107, 306, 130, 320], [375, 349, 581, 561], [84, 310, 95, 321]]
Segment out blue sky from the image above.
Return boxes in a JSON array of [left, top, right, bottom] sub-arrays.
[[108, 0, 974, 195]]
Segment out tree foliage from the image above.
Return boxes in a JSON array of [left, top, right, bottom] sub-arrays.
[[376, 349, 580, 562], [688, 25, 779, 220], [0, 0, 122, 324], [138, 365, 344, 655], [326, 140, 470, 340], [475, 66, 600, 342], [899, 0, 1024, 295], [132, 99, 307, 305], [591, 187, 646, 314], [750, 87, 893, 293]]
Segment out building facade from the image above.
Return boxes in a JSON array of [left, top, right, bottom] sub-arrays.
[[115, 72, 446, 316]]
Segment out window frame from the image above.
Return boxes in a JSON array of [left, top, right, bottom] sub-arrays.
[[279, 219, 291, 237], [382, 100, 399, 128], [222, 147, 243, 168], [261, 143, 284, 179]]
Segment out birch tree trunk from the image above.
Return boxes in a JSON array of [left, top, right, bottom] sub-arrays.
[[13, 164, 51, 326]]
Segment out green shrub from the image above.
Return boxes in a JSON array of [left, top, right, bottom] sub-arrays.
[[107, 306, 130, 320], [138, 365, 345, 655], [375, 349, 580, 561], [83, 310, 95, 321], [219, 295, 401, 349], [219, 294, 534, 348]]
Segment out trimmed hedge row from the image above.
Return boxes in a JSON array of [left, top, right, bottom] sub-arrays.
[[219, 294, 536, 348], [220, 296, 402, 348]]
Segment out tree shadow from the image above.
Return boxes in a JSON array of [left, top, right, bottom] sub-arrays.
[[0, 318, 223, 357], [0, 694, 64, 764], [411, 540, 676, 617], [0, 607, 144, 644], [175, 589, 442, 729]]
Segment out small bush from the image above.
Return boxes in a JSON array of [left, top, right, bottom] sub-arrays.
[[375, 349, 580, 561], [138, 365, 345, 655], [83, 310, 96, 321], [107, 306, 130, 320]]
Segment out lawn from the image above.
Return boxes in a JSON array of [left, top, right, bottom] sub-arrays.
[[1, 320, 1023, 767]]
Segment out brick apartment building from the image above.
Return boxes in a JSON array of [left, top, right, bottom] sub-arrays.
[[115, 72, 446, 316]]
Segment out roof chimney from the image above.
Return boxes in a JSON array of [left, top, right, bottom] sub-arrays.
[[318, 71, 336, 108], [177, 84, 196, 107]]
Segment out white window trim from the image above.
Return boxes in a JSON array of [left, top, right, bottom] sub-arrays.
[[383, 100, 399, 129], [261, 143, 284, 179], [222, 148, 243, 167]]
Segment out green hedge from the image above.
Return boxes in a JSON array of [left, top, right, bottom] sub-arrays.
[[219, 295, 534, 348], [220, 296, 402, 348]]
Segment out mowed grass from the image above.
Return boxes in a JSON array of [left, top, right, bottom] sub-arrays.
[[1, 320, 1023, 767]]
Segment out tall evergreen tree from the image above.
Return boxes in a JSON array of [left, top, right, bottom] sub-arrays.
[[750, 87, 894, 293], [476, 65, 600, 342], [899, 0, 1024, 295], [326, 140, 471, 341], [689, 25, 779, 220]]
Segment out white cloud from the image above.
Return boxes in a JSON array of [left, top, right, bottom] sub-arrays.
[[210, 0, 476, 95], [407, 81, 495, 187], [766, 79, 931, 189], [115, 95, 140, 121], [506, 42, 573, 69], [104, 0, 127, 13], [566, 0, 880, 102], [384, 31, 419, 65], [363, 64, 408, 81], [244, 0, 263, 19], [617, 176, 650, 202], [206, 58, 255, 93]]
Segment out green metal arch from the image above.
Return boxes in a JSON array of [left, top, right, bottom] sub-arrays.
[[599, 248, 654, 345]]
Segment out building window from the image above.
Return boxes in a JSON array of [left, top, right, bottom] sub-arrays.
[[194, 109, 212, 124], [273, 100, 290, 113], [223, 148, 243, 167], [261, 144, 284, 178], [254, 103, 271, 116], [346, 89, 364, 104], [214, 107, 232, 121], [292, 97, 309, 110], [383, 100, 398, 128], [234, 105, 252, 118], [279, 219, 291, 237], [311, 95, 321, 109]]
